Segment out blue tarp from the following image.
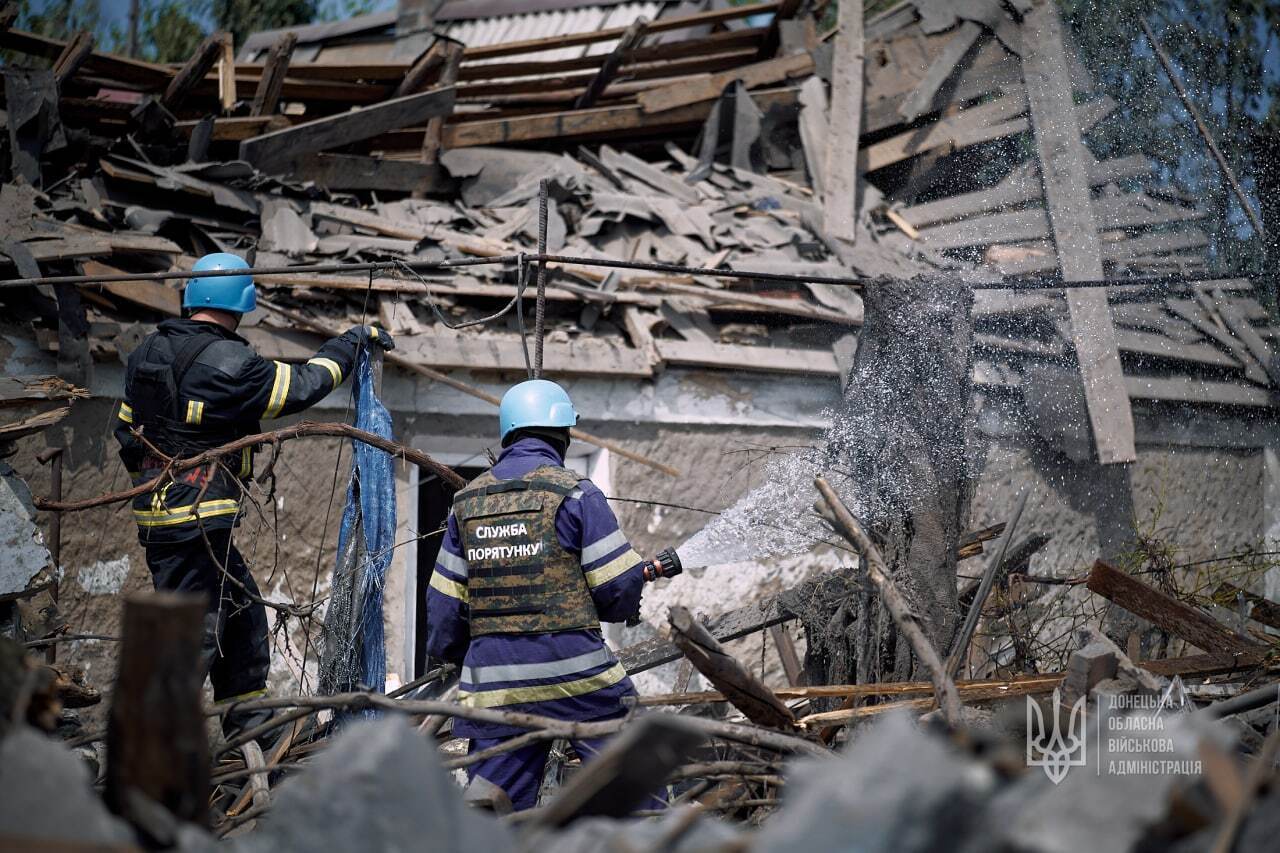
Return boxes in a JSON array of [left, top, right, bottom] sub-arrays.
[[332, 350, 396, 696]]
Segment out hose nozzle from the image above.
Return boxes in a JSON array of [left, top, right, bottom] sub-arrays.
[[642, 547, 683, 582]]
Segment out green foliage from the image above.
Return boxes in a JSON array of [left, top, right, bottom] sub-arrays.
[[321, 0, 385, 17], [1060, 0, 1280, 282], [15, 0, 102, 43], [207, 0, 320, 48], [139, 1, 207, 63]]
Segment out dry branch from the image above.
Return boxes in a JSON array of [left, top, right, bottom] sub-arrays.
[[208, 691, 827, 758], [34, 421, 464, 512]]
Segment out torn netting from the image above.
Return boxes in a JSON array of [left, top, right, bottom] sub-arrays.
[[318, 350, 396, 702]]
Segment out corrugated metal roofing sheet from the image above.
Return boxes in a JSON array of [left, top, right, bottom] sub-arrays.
[[241, 2, 674, 64], [441, 3, 663, 64]]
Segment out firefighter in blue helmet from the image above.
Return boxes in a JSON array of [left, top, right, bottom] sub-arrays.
[[113, 253, 393, 740], [426, 380, 669, 813]]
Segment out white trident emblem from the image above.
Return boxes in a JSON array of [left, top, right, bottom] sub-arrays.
[[1026, 688, 1087, 784]]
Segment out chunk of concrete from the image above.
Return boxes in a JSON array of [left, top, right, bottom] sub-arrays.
[[0, 726, 135, 845], [1061, 640, 1118, 706], [231, 717, 513, 853], [752, 713, 998, 852], [0, 462, 52, 600]]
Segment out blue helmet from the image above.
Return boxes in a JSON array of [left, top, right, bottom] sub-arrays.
[[499, 379, 579, 441], [183, 253, 256, 314]]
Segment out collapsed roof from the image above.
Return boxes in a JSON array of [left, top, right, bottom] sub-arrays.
[[0, 0, 1274, 457]]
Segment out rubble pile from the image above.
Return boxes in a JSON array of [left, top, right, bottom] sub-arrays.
[[1, 0, 1279, 850]]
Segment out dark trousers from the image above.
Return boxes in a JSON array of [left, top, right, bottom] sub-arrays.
[[143, 529, 270, 703]]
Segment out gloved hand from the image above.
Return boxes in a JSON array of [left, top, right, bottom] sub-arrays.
[[348, 324, 395, 352]]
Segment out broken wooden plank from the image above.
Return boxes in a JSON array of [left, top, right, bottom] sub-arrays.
[[216, 32, 235, 112], [797, 75, 828, 195], [1213, 288, 1280, 387], [862, 88, 1029, 173], [442, 87, 798, 149], [898, 20, 984, 123], [239, 85, 456, 173], [249, 31, 296, 117], [599, 145, 700, 204], [0, 376, 87, 407], [1021, 3, 1134, 464], [823, 0, 864, 242], [1138, 649, 1273, 678], [769, 623, 805, 687], [106, 593, 209, 827], [670, 605, 796, 729], [177, 115, 291, 141], [637, 51, 813, 114], [534, 716, 705, 827], [922, 192, 1208, 250], [51, 30, 94, 87], [395, 36, 449, 98], [418, 42, 464, 190], [83, 261, 181, 316], [0, 24, 171, 88], [1112, 327, 1241, 369], [1124, 375, 1272, 407], [656, 339, 840, 375], [1212, 582, 1280, 632], [901, 154, 1151, 230], [1086, 560, 1263, 654], [641, 673, 1066, 707], [288, 153, 440, 192], [1166, 298, 1269, 386], [576, 18, 648, 110], [990, 227, 1209, 276], [163, 33, 226, 110]]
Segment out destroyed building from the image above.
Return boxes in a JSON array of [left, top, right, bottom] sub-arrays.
[[1, 0, 1279, 849]]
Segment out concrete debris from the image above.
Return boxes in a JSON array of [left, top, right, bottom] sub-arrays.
[[231, 718, 515, 853], [0, 726, 135, 846], [0, 461, 53, 600], [754, 714, 998, 853]]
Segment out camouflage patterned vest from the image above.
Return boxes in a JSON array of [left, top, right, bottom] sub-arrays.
[[452, 465, 599, 636]]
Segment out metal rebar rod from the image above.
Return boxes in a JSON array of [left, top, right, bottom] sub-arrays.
[[945, 488, 1032, 679], [1139, 17, 1265, 238], [534, 179, 549, 378]]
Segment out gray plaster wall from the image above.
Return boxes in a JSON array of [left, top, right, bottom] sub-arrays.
[[7, 399, 1268, 712], [8, 399, 352, 728]]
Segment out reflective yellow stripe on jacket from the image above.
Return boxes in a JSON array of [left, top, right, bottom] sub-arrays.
[[133, 498, 240, 528], [118, 402, 134, 424], [263, 361, 292, 418], [307, 357, 343, 388], [184, 400, 205, 424]]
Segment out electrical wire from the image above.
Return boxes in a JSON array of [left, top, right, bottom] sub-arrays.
[[0, 252, 1262, 294]]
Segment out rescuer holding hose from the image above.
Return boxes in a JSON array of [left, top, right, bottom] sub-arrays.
[[113, 252, 393, 741], [425, 379, 681, 813]]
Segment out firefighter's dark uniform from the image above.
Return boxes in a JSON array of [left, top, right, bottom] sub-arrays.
[[427, 436, 648, 811], [114, 317, 375, 709]]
